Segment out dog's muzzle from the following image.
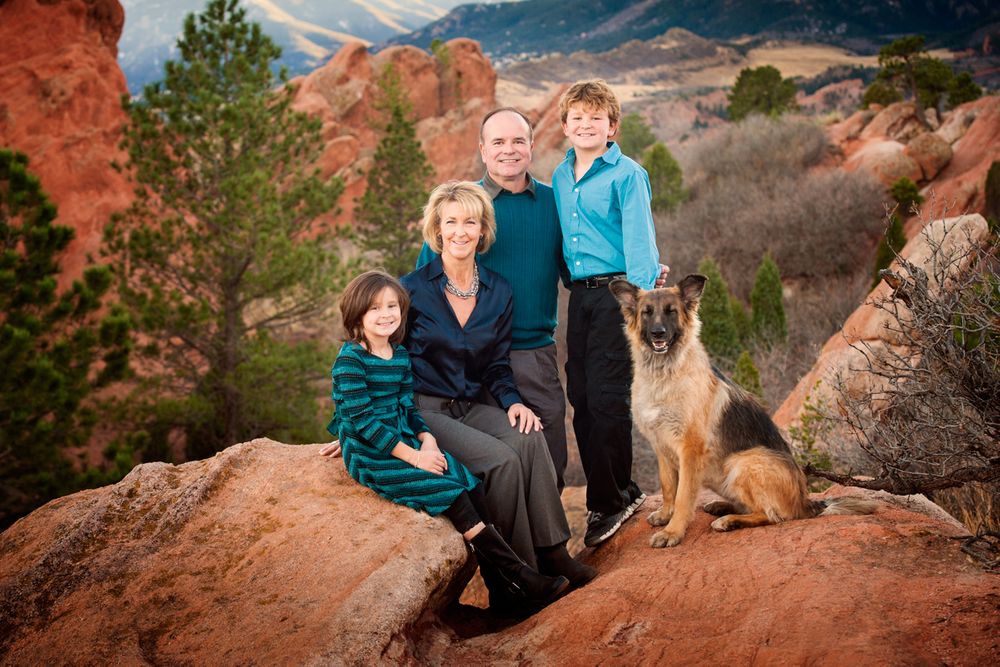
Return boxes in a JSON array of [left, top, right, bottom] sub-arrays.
[[647, 326, 677, 354]]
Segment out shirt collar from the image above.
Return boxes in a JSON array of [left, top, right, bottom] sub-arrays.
[[481, 171, 536, 199], [563, 141, 622, 166], [426, 255, 492, 288]]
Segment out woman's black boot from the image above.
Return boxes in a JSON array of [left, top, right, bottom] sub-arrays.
[[537, 542, 597, 588], [470, 524, 569, 608]]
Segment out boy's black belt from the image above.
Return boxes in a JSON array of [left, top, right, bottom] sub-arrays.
[[575, 273, 626, 288]]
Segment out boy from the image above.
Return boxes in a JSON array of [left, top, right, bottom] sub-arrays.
[[552, 80, 662, 547]]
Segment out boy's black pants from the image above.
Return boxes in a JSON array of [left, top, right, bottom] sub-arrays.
[[566, 281, 636, 516]]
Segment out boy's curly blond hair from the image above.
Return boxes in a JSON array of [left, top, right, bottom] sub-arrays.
[[558, 79, 621, 127]]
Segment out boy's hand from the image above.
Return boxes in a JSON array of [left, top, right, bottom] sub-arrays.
[[655, 263, 670, 288], [319, 441, 342, 457]]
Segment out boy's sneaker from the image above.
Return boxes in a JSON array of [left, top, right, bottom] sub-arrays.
[[625, 482, 647, 517], [584, 508, 629, 548]]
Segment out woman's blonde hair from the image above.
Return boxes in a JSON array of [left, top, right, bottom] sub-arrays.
[[421, 181, 497, 255]]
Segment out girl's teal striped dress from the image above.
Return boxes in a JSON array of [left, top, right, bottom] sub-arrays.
[[328, 341, 478, 515]]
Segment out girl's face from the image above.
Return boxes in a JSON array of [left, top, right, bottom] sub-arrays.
[[361, 286, 402, 346], [438, 200, 483, 262]]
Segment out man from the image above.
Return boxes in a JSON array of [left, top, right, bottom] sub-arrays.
[[417, 108, 570, 490]]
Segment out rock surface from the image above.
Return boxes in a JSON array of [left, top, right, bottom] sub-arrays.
[[290, 38, 499, 225], [3, 439, 999, 665], [0, 439, 470, 665], [0, 0, 132, 286], [435, 488, 999, 666], [773, 214, 992, 469]]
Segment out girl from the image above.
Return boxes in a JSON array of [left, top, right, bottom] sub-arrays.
[[325, 270, 568, 610]]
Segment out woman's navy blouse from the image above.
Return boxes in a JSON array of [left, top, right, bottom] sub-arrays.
[[400, 257, 522, 409]]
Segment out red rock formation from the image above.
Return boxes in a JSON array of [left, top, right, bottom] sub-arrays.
[[905, 131, 952, 181], [773, 215, 991, 469], [3, 440, 996, 664], [0, 0, 131, 286], [291, 39, 498, 226]]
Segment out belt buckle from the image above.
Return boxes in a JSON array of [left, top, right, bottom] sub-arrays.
[[585, 276, 601, 289]]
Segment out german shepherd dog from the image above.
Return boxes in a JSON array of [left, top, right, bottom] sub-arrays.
[[610, 275, 875, 548]]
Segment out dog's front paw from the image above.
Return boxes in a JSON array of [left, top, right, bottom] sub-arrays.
[[647, 506, 673, 526], [649, 528, 685, 548]]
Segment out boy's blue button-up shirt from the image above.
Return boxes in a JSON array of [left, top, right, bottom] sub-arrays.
[[553, 141, 660, 290]]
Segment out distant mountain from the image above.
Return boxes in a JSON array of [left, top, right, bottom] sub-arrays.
[[387, 0, 1000, 63], [118, 0, 516, 92]]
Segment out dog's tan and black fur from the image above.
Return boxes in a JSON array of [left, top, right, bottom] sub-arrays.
[[610, 275, 875, 548]]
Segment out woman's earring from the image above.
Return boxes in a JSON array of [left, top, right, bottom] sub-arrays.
[[436, 234, 443, 247], [477, 237, 485, 252]]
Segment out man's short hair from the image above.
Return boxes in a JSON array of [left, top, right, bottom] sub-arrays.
[[558, 79, 621, 127], [479, 107, 534, 143], [422, 180, 497, 254]]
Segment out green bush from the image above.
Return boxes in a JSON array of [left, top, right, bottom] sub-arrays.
[[750, 254, 787, 345], [618, 112, 656, 160], [889, 176, 924, 215], [696, 258, 740, 362], [643, 143, 687, 214], [872, 214, 908, 289], [727, 65, 798, 121], [732, 350, 764, 402]]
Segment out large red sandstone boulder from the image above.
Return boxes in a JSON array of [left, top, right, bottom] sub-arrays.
[[0, 0, 131, 285], [904, 131, 952, 180], [433, 489, 997, 665], [774, 214, 991, 469], [859, 101, 926, 143], [0, 439, 471, 664], [919, 96, 1000, 222], [843, 138, 922, 187], [3, 440, 996, 664]]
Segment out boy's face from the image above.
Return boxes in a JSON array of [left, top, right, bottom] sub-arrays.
[[562, 103, 618, 154]]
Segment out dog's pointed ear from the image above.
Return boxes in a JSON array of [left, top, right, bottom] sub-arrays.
[[609, 279, 640, 313], [679, 274, 708, 306]]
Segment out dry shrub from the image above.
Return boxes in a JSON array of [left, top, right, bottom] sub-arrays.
[[659, 116, 884, 297], [809, 218, 1000, 505]]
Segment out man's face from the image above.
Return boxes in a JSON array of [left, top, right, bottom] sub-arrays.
[[479, 112, 533, 182]]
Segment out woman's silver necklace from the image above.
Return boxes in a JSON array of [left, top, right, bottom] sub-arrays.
[[445, 263, 479, 299]]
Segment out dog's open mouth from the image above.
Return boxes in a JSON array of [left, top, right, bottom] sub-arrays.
[[648, 333, 677, 354]]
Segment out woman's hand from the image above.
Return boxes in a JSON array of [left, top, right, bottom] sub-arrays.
[[414, 448, 447, 475], [507, 403, 542, 434], [319, 441, 342, 457]]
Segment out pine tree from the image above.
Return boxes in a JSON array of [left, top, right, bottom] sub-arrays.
[[750, 254, 787, 345], [104, 0, 345, 459], [729, 294, 752, 346], [983, 161, 1000, 227], [643, 143, 687, 214], [1, 149, 131, 527], [889, 176, 924, 216], [732, 350, 764, 403], [727, 65, 798, 122], [872, 214, 908, 289], [861, 80, 902, 108], [696, 258, 740, 361], [355, 63, 433, 277], [617, 112, 656, 160], [947, 72, 982, 108]]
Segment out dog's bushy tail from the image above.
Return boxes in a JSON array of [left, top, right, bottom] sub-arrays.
[[808, 497, 878, 518]]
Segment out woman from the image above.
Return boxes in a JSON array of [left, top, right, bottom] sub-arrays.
[[399, 181, 594, 609]]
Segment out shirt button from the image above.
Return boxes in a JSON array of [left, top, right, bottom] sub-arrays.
[[573, 237, 578, 242], [574, 188, 579, 192], [572, 213, 577, 217], [575, 261, 581, 265]]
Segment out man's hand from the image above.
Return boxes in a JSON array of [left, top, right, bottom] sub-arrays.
[[507, 403, 542, 433]]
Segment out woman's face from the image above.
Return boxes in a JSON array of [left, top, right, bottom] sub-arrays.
[[438, 200, 482, 262]]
